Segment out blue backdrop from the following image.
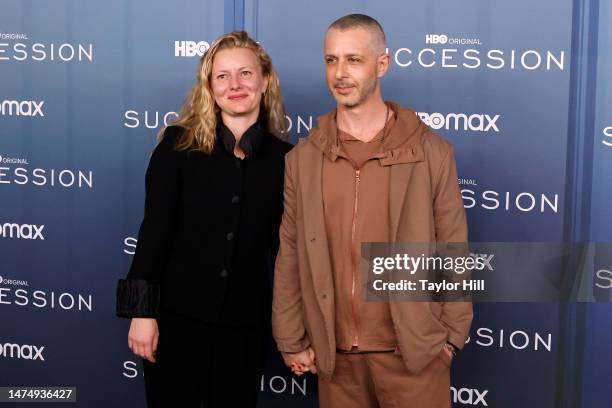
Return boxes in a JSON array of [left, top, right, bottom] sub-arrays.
[[1, 0, 610, 407]]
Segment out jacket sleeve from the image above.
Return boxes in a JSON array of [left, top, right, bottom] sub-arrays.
[[116, 126, 182, 318], [267, 142, 294, 286], [432, 144, 473, 349], [272, 150, 311, 352]]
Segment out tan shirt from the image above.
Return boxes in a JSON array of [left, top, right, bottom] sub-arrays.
[[322, 113, 399, 352]]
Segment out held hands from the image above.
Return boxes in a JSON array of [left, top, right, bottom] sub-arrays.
[[282, 347, 317, 376], [128, 318, 159, 363]]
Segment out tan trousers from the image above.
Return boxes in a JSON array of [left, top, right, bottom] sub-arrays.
[[318, 349, 451, 408]]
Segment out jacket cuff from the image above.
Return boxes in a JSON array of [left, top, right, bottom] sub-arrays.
[[447, 333, 467, 351], [275, 337, 311, 353], [116, 279, 160, 318]]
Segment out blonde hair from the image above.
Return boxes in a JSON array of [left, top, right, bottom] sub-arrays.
[[169, 31, 287, 153]]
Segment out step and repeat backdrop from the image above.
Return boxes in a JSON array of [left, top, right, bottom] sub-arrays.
[[1, 0, 610, 407]]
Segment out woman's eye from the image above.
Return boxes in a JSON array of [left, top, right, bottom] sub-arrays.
[[241, 71, 252, 77], [217, 74, 227, 80]]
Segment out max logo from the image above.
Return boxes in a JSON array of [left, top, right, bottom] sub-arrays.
[[0, 223, 45, 240], [451, 387, 489, 406], [0, 342, 45, 361], [0, 100, 45, 117], [417, 112, 500, 133]]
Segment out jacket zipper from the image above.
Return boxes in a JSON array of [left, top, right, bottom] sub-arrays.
[[350, 169, 361, 347]]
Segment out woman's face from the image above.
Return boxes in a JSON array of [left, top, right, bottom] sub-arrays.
[[211, 47, 268, 118]]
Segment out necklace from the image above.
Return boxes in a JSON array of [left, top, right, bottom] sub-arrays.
[[379, 102, 391, 145], [335, 102, 391, 146]]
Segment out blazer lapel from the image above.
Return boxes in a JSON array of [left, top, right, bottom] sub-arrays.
[[298, 143, 335, 315], [387, 147, 425, 241]]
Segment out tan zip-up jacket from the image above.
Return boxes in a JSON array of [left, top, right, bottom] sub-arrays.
[[324, 114, 398, 352], [272, 101, 473, 379]]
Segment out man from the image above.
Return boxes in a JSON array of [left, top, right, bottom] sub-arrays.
[[272, 14, 472, 408]]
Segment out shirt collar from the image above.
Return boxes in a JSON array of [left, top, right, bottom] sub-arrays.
[[217, 106, 267, 158]]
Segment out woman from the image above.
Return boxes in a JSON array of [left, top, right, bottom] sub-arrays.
[[116, 31, 292, 407]]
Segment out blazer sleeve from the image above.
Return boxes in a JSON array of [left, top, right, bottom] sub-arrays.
[[272, 150, 311, 352], [267, 142, 294, 285], [432, 144, 473, 350], [116, 126, 183, 318]]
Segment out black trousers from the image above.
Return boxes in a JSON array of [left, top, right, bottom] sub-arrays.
[[142, 311, 267, 408]]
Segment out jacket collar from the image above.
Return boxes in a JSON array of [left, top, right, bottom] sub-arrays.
[[310, 101, 426, 165]]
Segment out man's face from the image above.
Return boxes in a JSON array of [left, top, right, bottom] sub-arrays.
[[324, 27, 386, 108]]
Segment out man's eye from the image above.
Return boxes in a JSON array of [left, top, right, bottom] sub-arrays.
[[349, 57, 360, 63], [241, 71, 252, 77], [325, 58, 335, 64]]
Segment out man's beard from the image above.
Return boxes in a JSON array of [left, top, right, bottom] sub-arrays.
[[334, 78, 376, 108]]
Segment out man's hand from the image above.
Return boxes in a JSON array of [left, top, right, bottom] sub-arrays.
[[282, 347, 317, 376], [128, 317, 159, 363], [442, 342, 456, 360]]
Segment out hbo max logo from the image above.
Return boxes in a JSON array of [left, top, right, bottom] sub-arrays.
[[1, 100, 45, 117], [418, 112, 500, 133], [0, 222, 45, 240], [0, 342, 45, 361], [425, 34, 448, 44], [174, 41, 210, 57], [451, 387, 488, 406]]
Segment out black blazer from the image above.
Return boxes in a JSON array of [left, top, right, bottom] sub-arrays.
[[116, 122, 292, 328]]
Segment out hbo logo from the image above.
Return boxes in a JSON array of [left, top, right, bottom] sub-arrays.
[[425, 34, 448, 45], [175, 41, 210, 57]]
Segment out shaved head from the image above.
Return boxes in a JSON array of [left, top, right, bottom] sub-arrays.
[[323, 14, 390, 108], [327, 14, 386, 56]]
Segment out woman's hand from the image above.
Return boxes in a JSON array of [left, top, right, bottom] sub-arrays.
[[128, 318, 159, 363], [282, 347, 317, 376]]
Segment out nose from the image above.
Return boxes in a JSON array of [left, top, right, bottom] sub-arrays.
[[335, 60, 348, 80], [229, 74, 241, 90]]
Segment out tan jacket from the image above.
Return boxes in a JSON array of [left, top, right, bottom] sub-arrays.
[[272, 102, 473, 379]]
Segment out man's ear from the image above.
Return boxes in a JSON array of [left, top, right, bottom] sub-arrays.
[[377, 53, 390, 78]]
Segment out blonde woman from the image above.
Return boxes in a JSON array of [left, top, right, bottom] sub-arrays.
[[116, 31, 292, 407]]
